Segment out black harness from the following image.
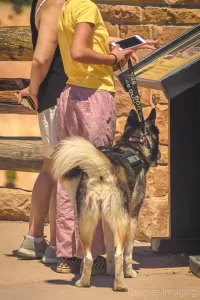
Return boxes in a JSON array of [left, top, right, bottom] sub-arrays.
[[98, 59, 153, 175], [99, 144, 149, 175]]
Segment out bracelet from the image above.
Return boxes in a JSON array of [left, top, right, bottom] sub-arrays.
[[109, 53, 118, 66]]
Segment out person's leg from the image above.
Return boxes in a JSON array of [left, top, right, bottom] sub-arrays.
[[55, 88, 82, 272], [41, 183, 59, 264], [49, 184, 56, 246], [18, 106, 58, 262], [17, 158, 55, 259], [55, 86, 116, 273], [28, 158, 54, 237]]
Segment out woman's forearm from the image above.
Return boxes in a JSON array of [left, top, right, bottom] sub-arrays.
[[29, 58, 52, 95], [71, 47, 115, 65]]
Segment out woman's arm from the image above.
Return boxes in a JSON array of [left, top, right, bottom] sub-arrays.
[[29, 0, 64, 95], [17, 0, 64, 109], [71, 23, 132, 65]]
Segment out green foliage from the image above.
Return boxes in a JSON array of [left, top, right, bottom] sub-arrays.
[[4, 170, 17, 189]]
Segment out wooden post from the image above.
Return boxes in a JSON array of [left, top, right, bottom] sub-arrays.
[[0, 79, 36, 114], [0, 78, 30, 90], [0, 137, 43, 172], [0, 27, 33, 61], [0, 91, 36, 115]]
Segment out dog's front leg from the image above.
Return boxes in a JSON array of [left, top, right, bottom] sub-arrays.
[[124, 218, 137, 278], [102, 220, 115, 276]]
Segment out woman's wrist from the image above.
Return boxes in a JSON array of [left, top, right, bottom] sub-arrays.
[[108, 53, 118, 66], [29, 86, 38, 96]]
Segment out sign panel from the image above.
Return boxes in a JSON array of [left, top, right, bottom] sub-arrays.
[[118, 25, 200, 99]]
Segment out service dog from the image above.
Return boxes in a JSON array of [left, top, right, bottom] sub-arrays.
[[52, 108, 160, 292]]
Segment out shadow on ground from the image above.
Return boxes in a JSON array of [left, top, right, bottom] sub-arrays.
[[6, 245, 189, 275], [45, 275, 114, 288], [133, 246, 189, 270]]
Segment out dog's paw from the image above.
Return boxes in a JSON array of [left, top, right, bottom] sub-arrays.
[[124, 269, 137, 278], [75, 279, 90, 288], [113, 282, 128, 292]]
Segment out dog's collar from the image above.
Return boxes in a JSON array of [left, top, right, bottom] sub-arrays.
[[129, 134, 152, 151]]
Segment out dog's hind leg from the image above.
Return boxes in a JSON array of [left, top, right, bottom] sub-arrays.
[[75, 204, 99, 288], [102, 220, 115, 276], [113, 225, 129, 292], [124, 218, 138, 278]]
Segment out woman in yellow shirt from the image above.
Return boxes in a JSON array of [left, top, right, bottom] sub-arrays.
[[56, 0, 156, 274]]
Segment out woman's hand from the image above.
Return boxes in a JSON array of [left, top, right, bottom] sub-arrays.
[[135, 39, 158, 51], [129, 39, 158, 63], [16, 87, 38, 110], [110, 44, 133, 64], [110, 38, 158, 66], [113, 53, 132, 71]]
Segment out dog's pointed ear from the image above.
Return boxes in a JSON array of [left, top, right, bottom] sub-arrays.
[[127, 109, 139, 125], [146, 108, 156, 122], [122, 110, 140, 138]]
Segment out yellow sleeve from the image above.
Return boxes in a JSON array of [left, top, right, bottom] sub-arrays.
[[75, 1, 98, 26]]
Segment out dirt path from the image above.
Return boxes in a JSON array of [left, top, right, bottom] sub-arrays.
[[0, 221, 199, 300]]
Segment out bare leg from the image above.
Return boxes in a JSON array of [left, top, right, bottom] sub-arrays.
[[49, 184, 56, 245], [102, 220, 115, 276], [28, 158, 55, 237], [124, 218, 138, 278], [114, 229, 128, 292]]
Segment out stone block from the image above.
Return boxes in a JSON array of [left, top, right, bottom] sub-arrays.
[[158, 145, 168, 165], [153, 25, 192, 45], [99, 5, 142, 23], [0, 188, 31, 221], [152, 90, 168, 105], [143, 7, 200, 25], [136, 195, 169, 242], [104, 21, 119, 37], [120, 25, 153, 39], [156, 104, 168, 145]]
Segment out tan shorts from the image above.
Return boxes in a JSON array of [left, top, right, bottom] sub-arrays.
[[38, 105, 58, 158]]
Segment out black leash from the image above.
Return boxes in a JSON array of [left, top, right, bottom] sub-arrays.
[[117, 59, 151, 150]]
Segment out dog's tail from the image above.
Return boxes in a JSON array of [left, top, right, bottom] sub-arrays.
[[52, 137, 111, 181]]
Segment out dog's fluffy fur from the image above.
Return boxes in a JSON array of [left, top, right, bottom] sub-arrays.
[[52, 108, 160, 292]]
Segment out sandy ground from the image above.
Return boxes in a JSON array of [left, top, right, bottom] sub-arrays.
[[0, 221, 199, 300]]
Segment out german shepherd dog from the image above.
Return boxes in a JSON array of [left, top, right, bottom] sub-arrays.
[[52, 108, 160, 292]]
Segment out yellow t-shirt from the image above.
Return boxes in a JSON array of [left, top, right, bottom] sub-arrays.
[[57, 0, 115, 92]]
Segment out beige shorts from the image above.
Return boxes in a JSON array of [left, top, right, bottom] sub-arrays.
[[38, 105, 58, 158]]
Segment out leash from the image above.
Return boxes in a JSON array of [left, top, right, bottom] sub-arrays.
[[117, 59, 151, 150]]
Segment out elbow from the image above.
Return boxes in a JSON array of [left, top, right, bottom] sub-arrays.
[[32, 55, 51, 68], [70, 48, 84, 62]]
